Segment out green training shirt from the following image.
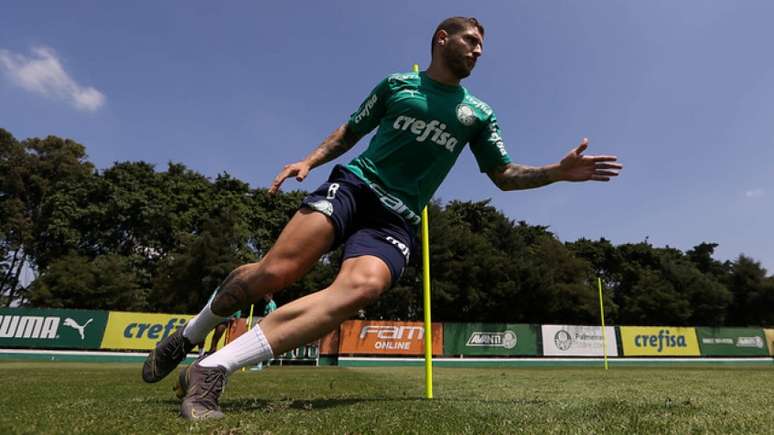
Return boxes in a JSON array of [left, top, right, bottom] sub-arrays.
[[345, 71, 512, 226]]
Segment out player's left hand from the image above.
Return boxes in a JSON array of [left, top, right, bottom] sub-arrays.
[[558, 138, 622, 182], [269, 161, 312, 194]]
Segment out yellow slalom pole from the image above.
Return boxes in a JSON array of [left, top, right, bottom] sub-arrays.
[[597, 277, 608, 370], [414, 63, 433, 400], [422, 206, 433, 398], [241, 303, 255, 373]]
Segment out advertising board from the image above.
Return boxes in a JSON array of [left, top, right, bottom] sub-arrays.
[[338, 320, 442, 355], [100, 311, 215, 350], [696, 327, 768, 356], [541, 325, 618, 356], [0, 307, 107, 349], [765, 329, 774, 356], [619, 326, 700, 356], [444, 323, 538, 356]]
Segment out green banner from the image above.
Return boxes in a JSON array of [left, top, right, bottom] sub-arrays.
[[696, 327, 769, 356], [0, 307, 107, 349], [444, 323, 539, 356]]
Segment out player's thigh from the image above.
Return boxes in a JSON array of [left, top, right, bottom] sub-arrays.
[[252, 208, 336, 288]]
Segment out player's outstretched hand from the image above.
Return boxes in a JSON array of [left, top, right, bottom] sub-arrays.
[[558, 138, 622, 182], [269, 161, 312, 194]]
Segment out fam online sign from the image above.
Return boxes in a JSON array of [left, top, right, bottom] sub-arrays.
[[338, 320, 443, 355], [542, 325, 618, 357], [100, 311, 216, 351], [0, 307, 107, 349], [619, 326, 700, 356]]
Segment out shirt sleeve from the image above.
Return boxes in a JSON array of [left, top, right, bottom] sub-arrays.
[[469, 112, 512, 172], [346, 77, 392, 136]]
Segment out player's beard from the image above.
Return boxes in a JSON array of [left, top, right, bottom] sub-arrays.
[[442, 45, 475, 79]]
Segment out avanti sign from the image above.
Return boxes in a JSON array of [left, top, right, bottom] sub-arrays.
[[444, 323, 538, 356]]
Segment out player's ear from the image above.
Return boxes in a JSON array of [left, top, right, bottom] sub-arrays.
[[436, 30, 448, 47]]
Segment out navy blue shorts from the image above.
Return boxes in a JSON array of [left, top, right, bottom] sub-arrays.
[[301, 165, 418, 285]]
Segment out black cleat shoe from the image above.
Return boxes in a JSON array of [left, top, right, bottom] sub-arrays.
[[142, 327, 194, 383], [180, 362, 228, 421]]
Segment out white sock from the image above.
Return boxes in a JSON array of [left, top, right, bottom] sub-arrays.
[[182, 299, 227, 344], [199, 324, 274, 374]]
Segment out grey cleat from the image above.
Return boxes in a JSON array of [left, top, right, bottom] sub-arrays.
[[173, 365, 189, 400], [179, 362, 228, 421], [142, 326, 194, 383]]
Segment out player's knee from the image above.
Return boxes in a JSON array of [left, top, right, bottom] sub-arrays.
[[349, 273, 389, 308]]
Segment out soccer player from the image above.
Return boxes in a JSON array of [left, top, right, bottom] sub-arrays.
[[143, 16, 622, 420]]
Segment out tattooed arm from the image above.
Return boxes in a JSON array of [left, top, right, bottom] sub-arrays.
[[487, 162, 561, 191], [269, 123, 363, 193], [487, 138, 622, 191]]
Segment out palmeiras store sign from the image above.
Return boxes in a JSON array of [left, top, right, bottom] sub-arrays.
[[541, 325, 619, 357]]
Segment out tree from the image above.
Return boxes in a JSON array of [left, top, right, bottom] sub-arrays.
[[4, 127, 770, 326], [0, 130, 95, 305], [27, 254, 147, 310], [0, 129, 27, 305], [566, 238, 623, 323], [610, 242, 731, 326], [152, 207, 255, 313], [726, 255, 774, 326]]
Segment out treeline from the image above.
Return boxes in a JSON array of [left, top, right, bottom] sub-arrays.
[[1, 128, 772, 326]]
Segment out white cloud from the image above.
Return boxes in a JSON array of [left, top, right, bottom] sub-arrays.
[[744, 188, 765, 198], [0, 46, 105, 111]]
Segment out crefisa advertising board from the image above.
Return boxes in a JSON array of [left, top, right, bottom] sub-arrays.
[[541, 325, 618, 357], [619, 326, 700, 356], [101, 311, 216, 351]]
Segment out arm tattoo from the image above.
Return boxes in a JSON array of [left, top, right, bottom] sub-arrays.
[[304, 124, 360, 169], [493, 163, 557, 191]]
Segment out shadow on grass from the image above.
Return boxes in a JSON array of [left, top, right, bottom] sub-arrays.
[[220, 396, 550, 413], [151, 395, 696, 419]]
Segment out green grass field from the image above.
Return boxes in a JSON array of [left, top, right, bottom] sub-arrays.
[[1, 362, 772, 434]]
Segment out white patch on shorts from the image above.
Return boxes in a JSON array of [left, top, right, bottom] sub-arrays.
[[308, 199, 334, 217]]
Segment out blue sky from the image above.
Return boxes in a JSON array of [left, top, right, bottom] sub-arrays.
[[1, 1, 772, 274]]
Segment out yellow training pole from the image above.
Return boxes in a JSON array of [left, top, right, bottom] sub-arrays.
[[414, 63, 433, 400], [241, 303, 256, 373], [597, 277, 609, 370], [422, 206, 433, 398]]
